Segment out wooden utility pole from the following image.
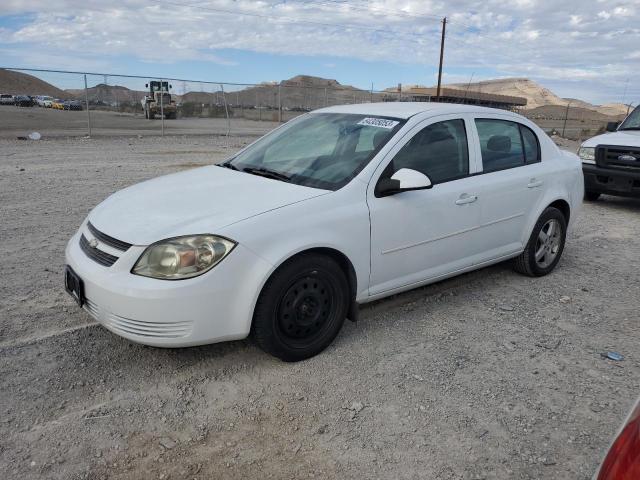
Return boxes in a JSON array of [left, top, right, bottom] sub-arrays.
[[436, 17, 447, 101]]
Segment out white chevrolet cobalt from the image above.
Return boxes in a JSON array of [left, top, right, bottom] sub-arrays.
[[65, 103, 583, 361]]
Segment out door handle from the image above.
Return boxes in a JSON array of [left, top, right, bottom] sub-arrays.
[[455, 193, 478, 205], [527, 178, 543, 188]]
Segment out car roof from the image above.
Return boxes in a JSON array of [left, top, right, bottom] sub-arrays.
[[314, 102, 518, 120]]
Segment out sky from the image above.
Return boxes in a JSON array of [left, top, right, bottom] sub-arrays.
[[0, 0, 638, 105]]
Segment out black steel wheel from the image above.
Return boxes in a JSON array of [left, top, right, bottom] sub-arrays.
[[252, 253, 349, 361]]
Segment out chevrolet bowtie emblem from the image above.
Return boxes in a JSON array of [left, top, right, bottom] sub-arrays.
[[88, 238, 99, 249]]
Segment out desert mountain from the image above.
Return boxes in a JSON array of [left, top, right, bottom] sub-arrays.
[[66, 84, 146, 104], [447, 77, 630, 117], [1, 69, 631, 117], [448, 78, 565, 109], [596, 103, 631, 116], [0, 69, 67, 97], [173, 75, 380, 108]]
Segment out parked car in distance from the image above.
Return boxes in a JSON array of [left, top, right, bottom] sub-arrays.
[[14, 95, 34, 107], [65, 103, 583, 361], [51, 99, 65, 110], [63, 99, 83, 111], [0, 94, 14, 105], [594, 396, 640, 479], [579, 104, 640, 200], [36, 95, 54, 107]]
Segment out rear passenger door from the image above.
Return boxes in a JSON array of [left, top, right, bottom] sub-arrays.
[[469, 116, 546, 261]]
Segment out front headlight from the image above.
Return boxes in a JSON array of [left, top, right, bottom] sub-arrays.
[[132, 235, 236, 280], [578, 147, 596, 164]]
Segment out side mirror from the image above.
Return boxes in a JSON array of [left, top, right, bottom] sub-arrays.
[[606, 122, 619, 132], [145, 83, 148, 88], [376, 168, 432, 197]]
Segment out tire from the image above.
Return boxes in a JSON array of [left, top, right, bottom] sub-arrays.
[[584, 191, 601, 201], [513, 207, 567, 277], [252, 253, 349, 362]]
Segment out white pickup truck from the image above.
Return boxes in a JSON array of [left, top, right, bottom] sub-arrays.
[[578, 105, 640, 200]]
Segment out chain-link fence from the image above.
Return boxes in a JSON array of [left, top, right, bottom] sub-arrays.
[[0, 67, 627, 141]]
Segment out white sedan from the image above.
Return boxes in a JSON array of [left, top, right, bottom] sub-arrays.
[[65, 103, 583, 361]]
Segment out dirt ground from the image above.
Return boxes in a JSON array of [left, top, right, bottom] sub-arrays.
[[1, 134, 639, 480], [0, 106, 278, 138]]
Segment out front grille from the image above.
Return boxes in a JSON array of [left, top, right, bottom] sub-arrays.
[[80, 234, 119, 267], [105, 314, 192, 339], [597, 145, 640, 171], [87, 222, 132, 252]]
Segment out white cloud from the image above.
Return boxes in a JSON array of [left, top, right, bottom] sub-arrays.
[[0, 0, 638, 103]]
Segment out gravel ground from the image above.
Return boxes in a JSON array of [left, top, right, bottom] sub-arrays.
[[1, 135, 639, 480], [0, 107, 278, 138]]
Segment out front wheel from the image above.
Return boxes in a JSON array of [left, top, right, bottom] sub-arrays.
[[513, 207, 567, 277], [252, 253, 349, 362]]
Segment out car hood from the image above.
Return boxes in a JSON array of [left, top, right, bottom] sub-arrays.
[[88, 165, 329, 245], [582, 130, 640, 148]]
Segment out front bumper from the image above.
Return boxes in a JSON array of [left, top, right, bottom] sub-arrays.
[[64, 225, 273, 347], [583, 164, 640, 198]]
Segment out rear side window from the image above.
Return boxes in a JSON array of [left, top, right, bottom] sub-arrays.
[[475, 119, 541, 171], [475, 119, 523, 172], [390, 119, 469, 184]]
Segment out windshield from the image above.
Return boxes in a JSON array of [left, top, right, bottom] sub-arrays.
[[225, 113, 404, 190], [619, 106, 640, 130]]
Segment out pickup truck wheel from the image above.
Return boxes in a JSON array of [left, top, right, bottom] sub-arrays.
[[252, 253, 348, 362], [513, 207, 567, 277], [584, 191, 601, 201]]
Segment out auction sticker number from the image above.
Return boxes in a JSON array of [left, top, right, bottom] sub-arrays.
[[357, 118, 399, 129]]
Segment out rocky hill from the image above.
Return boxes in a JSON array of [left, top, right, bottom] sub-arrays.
[[0, 69, 67, 97], [448, 77, 629, 116], [449, 78, 565, 109], [66, 84, 146, 105]]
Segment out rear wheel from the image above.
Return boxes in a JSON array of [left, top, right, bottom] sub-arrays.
[[513, 207, 567, 277], [584, 191, 601, 201], [252, 253, 348, 362]]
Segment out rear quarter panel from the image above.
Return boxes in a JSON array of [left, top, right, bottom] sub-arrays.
[[525, 143, 583, 243]]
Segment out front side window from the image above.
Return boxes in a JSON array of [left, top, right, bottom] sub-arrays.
[[385, 119, 469, 184], [226, 113, 404, 190], [619, 106, 640, 130]]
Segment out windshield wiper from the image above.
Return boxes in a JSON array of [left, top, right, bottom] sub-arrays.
[[242, 167, 291, 182], [619, 127, 640, 131], [218, 161, 238, 170]]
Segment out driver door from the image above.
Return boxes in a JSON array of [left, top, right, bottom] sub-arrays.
[[367, 115, 484, 296]]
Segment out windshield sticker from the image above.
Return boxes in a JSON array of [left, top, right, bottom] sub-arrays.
[[357, 118, 399, 129]]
